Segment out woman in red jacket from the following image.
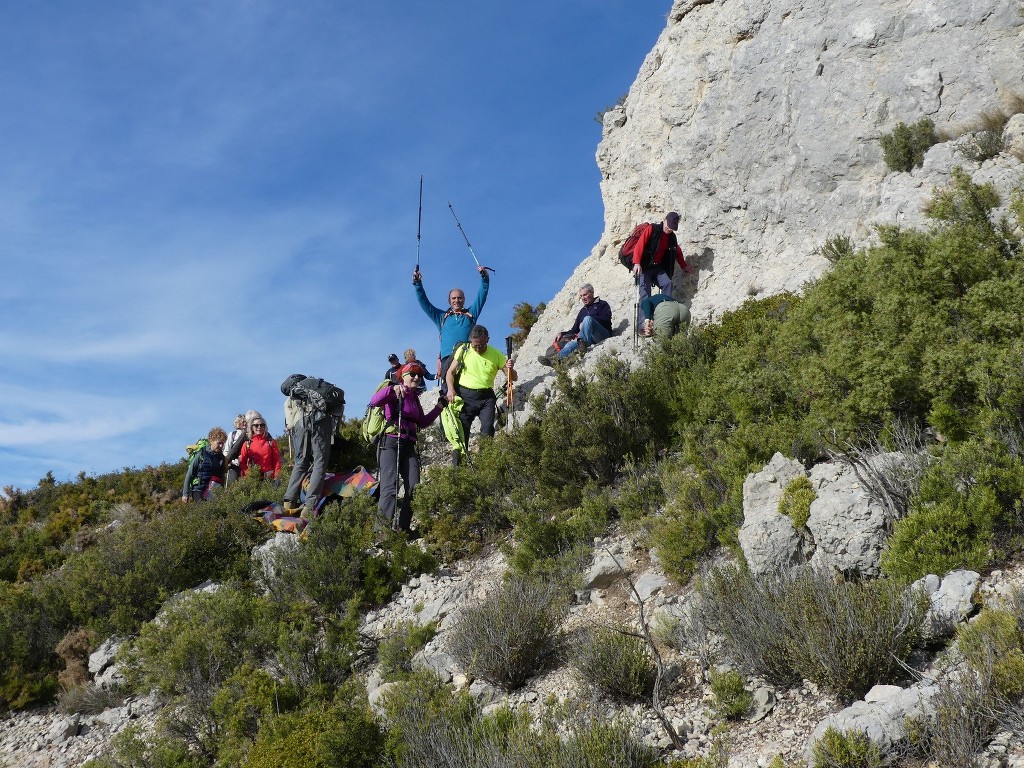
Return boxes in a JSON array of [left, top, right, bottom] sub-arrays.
[[238, 412, 282, 480]]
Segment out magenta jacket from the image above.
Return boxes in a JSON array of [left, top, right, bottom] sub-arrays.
[[369, 385, 444, 443]]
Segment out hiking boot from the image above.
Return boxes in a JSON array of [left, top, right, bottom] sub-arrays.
[[283, 501, 302, 514], [537, 355, 553, 367], [299, 507, 314, 522], [577, 340, 588, 355]]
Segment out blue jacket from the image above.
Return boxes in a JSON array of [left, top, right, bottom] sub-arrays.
[[415, 273, 489, 358], [567, 298, 612, 337], [182, 447, 225, 498]]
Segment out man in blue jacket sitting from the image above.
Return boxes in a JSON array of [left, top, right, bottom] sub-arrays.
[[538, 283, 612, 365]]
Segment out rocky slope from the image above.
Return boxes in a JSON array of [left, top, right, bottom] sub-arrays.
[[3, 1, 1024, 765]]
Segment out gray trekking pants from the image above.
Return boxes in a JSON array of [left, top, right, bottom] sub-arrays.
[[283, 410, 333, 514]]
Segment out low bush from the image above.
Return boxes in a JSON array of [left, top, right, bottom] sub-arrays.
[[811, 727, 884, 768], [571, 625, 656, 702], [881, 437, 1024, 582], [377, 621, 437, 681], [879, 118, 938, 172], [956, 109, 1013, 163], [816, 234, 855, 264], [699, 565, 927, 701], [243, 694, 384, 768], [447, 575, 568, 690], [83, 724, 204, 768], [57, 683, 123, 715], [778, 476, 815, 529], [261, 494, 435, 613], [382, 671, 658, 768], [504, 488, 610, 579], [121, 586, 276, 755], [910, 590, 1024, 765], [709, 668, 752, 720], [59, 493, 264, 636]]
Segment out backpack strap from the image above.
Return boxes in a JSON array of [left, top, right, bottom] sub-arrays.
[[439, 308, 475, 339]]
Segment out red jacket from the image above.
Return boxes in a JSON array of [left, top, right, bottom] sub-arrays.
[[632, 222, 690, 273], [239, 433, 282, 479]]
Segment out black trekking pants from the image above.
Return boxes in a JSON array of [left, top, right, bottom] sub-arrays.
[[376, 435, 420, 532]]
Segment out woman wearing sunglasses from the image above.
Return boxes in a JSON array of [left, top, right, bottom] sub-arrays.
[[238, 411, 282, 482], [368, 362, 447, 534]]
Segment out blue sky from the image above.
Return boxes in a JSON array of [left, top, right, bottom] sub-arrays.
[[0, 1, 668, 492]]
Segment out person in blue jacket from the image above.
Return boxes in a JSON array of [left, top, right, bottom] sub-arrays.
[[538, 283, 613, 365], [412, 265, 489, 394]]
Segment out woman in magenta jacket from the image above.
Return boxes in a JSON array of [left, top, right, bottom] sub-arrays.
[[370, 362, 447, 534]]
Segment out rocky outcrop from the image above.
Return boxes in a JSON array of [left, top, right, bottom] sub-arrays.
[[739, 452, 895, 578], [806, 683, 938, 760], [515, 0, 1024, 399]]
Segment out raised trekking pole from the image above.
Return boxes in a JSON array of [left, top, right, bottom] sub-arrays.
[[416, 175, 423, 271], [448, 202, 495, 273]]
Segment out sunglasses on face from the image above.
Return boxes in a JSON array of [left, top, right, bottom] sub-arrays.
[[252, 423, 266, 429]]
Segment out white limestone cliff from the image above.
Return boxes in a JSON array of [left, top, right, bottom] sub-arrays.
[[517, 0, 1024, 394]]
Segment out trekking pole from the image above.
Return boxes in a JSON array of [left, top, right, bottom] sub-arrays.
[[393, 393, 403, 532], [504, 337, 515, 431], [633, 276, 640, 350], [416, 175, 423, 271], [448, 202, 495, 273]]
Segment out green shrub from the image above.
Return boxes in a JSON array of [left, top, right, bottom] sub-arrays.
[[778, 476, 815, 529], [956, 608, 1024, 698], [59, 492, 264, 636], [816, 234, 855, 264], [83, 725, 205, 768], [881, 437, 1024, 582], [709, 668, 752, 720], [879, 118, 938, 172], [382, 672, 658, 768], [377, 621, 437, 682], [699, 566, 927, 702], [261, 494, 435, 613], [504, 488, 609, 579], [447, 575, 568, 690], [121, 586, 275, 754], [613, 458, 664, 527], [571, 625, 656, 702], [811, 727, 884, 768], [57, 683, 123, 715], [243, 696, 384, 768], [956, 109, 1010, 163], [207, 665, 301, 766]]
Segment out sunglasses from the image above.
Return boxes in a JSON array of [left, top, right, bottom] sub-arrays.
[[252, 423, 266, 429]]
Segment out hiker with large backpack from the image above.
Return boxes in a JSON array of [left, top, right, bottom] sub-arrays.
[[237, 411, 282, 481], [280, 374, 346, 520], [619, 211, 693, 327], [537, 284, 613, 366], [368, 362, 448, 533], [181, 427, 227, 502], [413, 265, 489, 394], [445, 325, 516, 465]]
